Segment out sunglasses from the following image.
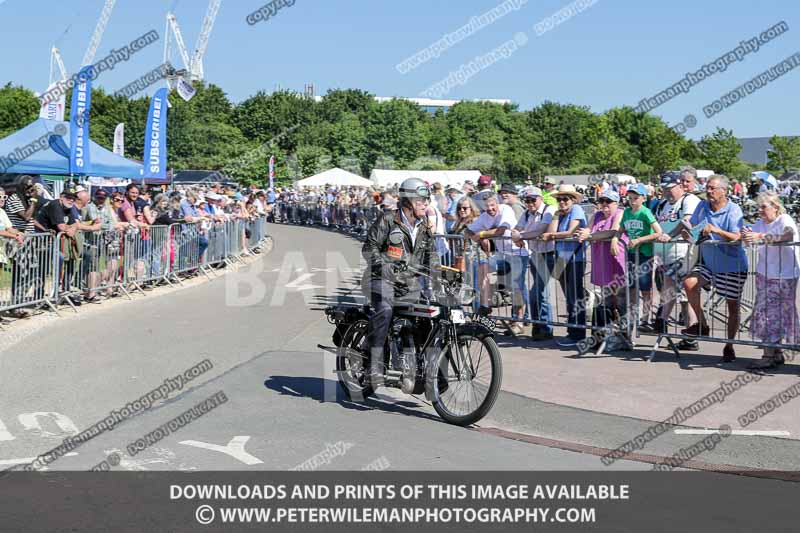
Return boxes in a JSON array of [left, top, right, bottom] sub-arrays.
[[556, 197, 571, 203], [598, 198, 615, 204], [458, 206, 471, 210], [523, 197, 538, 203]]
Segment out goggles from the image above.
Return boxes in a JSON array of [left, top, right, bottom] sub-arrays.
[[402, 185, 431, 199]]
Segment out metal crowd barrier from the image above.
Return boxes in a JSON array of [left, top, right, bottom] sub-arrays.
[[205, 222, 228, 267], [273, 200, 381, 234], [0, 216, 272, 317], [270, 197, 800, 362], [58, 229, 130, 307], [0, 233, 59, 314], [169, 222, 204, 280], [645, 239, 800, 361], [454, 234, 632, 354]]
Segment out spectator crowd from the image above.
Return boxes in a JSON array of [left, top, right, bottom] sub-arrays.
[[271, 167, 800, 372], [0, 177, 273, 318]]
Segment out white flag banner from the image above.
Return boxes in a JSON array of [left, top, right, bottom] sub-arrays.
[[113, 123, 125, 156], [175, 77, 196, 102], [39, 84, 66, 121]]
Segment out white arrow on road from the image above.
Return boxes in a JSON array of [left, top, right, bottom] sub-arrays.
[[285, 273, 323, 291]]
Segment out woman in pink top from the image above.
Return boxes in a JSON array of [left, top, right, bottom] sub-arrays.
[[576, 189, 627, 317]]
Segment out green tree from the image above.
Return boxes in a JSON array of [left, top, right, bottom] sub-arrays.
[[232, 90, 316, 153], [364, 99, 428, 168], [698, 128, 743, 177], [576, 115, 630, 173], [295, 145, 331, 177], [527, 102, 595, 171], [767, 135, 800, 175], [0, 83, 41, 138]]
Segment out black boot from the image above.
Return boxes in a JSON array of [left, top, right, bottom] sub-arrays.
[[366, 348, 385, 388]]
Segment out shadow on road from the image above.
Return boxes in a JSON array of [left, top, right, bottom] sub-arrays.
[[263, 375, 442, 423]]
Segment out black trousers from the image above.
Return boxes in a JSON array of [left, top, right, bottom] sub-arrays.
[[365, 279, 419, 367]]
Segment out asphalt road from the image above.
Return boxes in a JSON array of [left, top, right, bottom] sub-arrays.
[[0, 222, 797, 473]]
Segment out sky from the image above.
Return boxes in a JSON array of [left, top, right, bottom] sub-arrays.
[[1, 0, 798, 139]]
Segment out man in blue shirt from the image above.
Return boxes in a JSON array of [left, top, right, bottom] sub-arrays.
[[682, 175, 748, 362], [443, 186, 462, 232]]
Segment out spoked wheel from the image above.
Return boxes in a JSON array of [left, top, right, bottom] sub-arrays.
[[335, 320, 375, 402], [430, 332, 502, 426]]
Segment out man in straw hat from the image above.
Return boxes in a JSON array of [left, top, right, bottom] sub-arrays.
[[541, 184, 588, 346]]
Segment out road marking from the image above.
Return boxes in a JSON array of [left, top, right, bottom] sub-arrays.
[[0, 419, 13, 442], [477, 426, 800, 481], [674, 429, 790, 437], [285, 273, 323, 291], [180, 436, 264, 465], [18, 412, 80, 438]]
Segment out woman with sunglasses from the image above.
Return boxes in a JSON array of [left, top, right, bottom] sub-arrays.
[[449, 196, 481, 311], [576, 190, 628, 342]]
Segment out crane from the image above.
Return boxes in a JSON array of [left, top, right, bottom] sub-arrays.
[[163, 0, 222, 82], [190, 0, 222, 82], [165, 12, 193, 74], [49, 47, 69, 85], [81, 0, 117, 67]]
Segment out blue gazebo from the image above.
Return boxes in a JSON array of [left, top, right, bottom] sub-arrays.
[[0, 118, 144, 179]]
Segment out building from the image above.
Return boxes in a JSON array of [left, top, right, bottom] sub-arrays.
[[737, 137, 774, 165], [372, 97, 511, 113], [310, 95, 511, 113]]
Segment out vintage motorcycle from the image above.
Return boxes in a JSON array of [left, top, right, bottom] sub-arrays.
[[319, 265, 502, 426]]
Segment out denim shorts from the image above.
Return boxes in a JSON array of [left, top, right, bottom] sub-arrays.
[[627, 251, 654, 292]]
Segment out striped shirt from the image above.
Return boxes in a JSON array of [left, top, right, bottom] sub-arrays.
[[4, 194, 35, 233]]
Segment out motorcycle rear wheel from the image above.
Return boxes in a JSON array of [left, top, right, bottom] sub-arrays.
[[335, 320, 375, 402]]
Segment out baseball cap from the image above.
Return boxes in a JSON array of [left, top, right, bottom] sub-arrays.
[[543, 177, 557, 186], [599, 190, 620, 202], [660, 172, 680, 188], [62, 185, 78, 199], [522, 186, 543, 199], [478, 175, 492, 186], [499, 183, 518, 194], [94, 189, 108, 198], [627, 183, 648, 197]]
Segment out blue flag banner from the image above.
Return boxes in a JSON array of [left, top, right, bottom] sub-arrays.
[[142, 88, 168, 179], [69, 66, 94, 175]]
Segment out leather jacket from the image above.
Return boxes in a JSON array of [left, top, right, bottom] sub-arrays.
[[362, 209, 441, 296]]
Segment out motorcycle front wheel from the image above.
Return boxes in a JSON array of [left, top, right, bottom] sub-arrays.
[[430, 332, 502, 426], [335, 319, 375, 402]]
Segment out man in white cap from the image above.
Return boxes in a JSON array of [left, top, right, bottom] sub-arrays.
[[512, 187, 556, 340], [652, 171, 700, 350]]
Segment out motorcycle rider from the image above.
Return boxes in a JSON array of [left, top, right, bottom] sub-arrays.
[[362, 178, 442, 388]]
